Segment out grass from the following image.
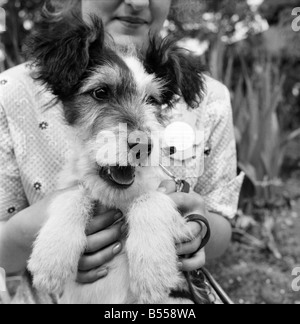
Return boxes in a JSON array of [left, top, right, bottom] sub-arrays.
[[209, 140, 300, 304], [209, 200, 300, 304]]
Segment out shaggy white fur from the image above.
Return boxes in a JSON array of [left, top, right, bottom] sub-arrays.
[[28, 139, 194, 304]]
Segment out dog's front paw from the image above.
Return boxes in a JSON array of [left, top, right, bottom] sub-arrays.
[[28, 252, 75, 295], [31, 270, 67, 295]]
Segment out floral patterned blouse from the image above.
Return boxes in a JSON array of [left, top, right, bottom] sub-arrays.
[[0, 63, 244, 223]]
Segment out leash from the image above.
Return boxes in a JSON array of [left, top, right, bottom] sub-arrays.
[[200, 268, 235, 305], [159, 164, 234, 305]]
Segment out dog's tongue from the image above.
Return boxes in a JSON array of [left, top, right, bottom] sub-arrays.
[[110, 166, 135, 186]]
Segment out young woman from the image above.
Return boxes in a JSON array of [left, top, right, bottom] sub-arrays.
[[0, 0, 244, 304]]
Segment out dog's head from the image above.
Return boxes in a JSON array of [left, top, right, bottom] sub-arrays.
[[27, 15, 205, 205]]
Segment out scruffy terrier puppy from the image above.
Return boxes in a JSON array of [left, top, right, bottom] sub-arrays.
[[26, 15, 206, 304]]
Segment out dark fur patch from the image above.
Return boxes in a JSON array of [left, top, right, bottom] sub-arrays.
[[26, 14, 138, 125], [170, 289, 194, 300], [26, 15, 206, 115], [25, 14, 106, 101], [144, 37, 206, 108]]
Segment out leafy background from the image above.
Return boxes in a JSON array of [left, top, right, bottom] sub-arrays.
[[0, 0, 299, 304]]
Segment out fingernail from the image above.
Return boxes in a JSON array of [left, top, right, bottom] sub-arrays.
[[98, 268, 108, 278], [157, 187, 167, 193], [113, 243, 122, 255], [114, 211, 123, 221], [121, 224, 127, 234], [178, 262, 183, 271]]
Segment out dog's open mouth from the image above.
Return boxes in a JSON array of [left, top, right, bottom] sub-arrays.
[[99, 166, 136, 189]]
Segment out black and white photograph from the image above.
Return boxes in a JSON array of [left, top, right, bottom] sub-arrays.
[[0, 0, 299, 307]]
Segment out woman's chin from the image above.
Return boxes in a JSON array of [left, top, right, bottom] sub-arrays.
[[106, 25, 149, 49], [110, 33, 149, 51]]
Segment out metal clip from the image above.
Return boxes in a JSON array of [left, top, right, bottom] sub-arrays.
[[159, 164, 190, 193]]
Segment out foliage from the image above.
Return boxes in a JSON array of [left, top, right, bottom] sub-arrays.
[[259, 0, 300, 25], [170, 0, 258, 38], [234, 56, 300, 207], [0, 0, 42, 71], [207, 35, 299, 211]]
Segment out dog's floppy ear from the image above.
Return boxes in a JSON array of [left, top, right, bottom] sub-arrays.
[[144, 37, 206, 108], [25, 15, 105, 100]]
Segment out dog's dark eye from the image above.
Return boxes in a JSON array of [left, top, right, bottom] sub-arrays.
[[91, 87, 110, 101]]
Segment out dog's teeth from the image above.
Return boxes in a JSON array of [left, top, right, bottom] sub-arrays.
[[108, 168, 111, 175]]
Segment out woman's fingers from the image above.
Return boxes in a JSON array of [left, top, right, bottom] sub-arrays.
[[78, 241, 123, 272], [169, 192, 206, 216], [158, 181, 206, 214], [85, 222, 124, 254], [177, 235, 202, 256], [157, 182, 207, 272], [188, 220, 203, 238], [157, 180, 177, 194], [179, 249, 206, 272], [86, 210, 123, 235], [77, 209, 124, 283], [177, 221, 202, 254], [77, 267, 109, 284]]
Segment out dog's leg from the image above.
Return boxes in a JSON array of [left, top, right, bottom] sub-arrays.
[[28, 187, 93, 294], [126, 192, 193, 304]]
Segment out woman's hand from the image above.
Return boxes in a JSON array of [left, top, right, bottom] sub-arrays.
[[76, 181, 207, 284], [77, 206, 125, 284], [158, 180, 208, 272]]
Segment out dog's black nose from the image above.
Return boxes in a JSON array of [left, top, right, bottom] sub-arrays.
[[128, 141, 153, 158]]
